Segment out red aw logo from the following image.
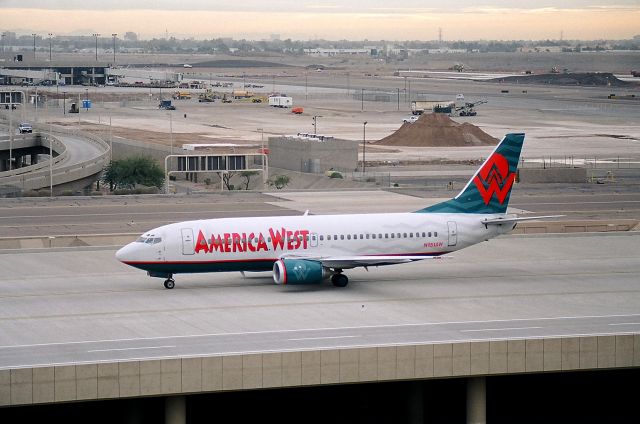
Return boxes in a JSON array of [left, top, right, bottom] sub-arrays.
[[473, 153, 516, 205]]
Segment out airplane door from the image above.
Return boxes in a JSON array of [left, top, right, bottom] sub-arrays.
[[447, 221, 458, 247], [181, 228, 195, 255], [310, 233, 318, 248]]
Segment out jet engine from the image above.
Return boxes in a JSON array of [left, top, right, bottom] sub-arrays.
[[273, 259, 327, 285]]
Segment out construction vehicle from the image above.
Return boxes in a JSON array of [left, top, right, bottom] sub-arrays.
[[410, 100, 454, 115], [631, 70, 640, 77], [198, 89, 220, 102], [159, 100, 176, 110], [232, 90, 254, 99], [69, 103, 79, 113], [172, 91, 191, 100], [455, 100, 487, 117]]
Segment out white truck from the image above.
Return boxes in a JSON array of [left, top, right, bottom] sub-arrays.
[[268, 95, 292, 108]]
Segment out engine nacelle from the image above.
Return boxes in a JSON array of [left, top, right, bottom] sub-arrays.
[[273, 259, 326, 285]]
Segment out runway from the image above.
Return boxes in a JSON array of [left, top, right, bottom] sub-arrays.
[[0, 231, 638, 369]]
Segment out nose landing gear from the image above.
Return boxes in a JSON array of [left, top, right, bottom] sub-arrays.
[[164, 277, 175, 289]]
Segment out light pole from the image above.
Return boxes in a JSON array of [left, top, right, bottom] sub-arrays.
[[62, 91, 66, 115], [32, 33, 36, 60], [361, 88, 364, 111], [257, 127, 264, 175], [111, 33, 117, 63], [84, 88, 88, 111], [312, 115, 322, 134], [169, 111, 173, 154], [362, 121, 367, 175], [48, 33, 53, 61], [92, 33, 100, 61]]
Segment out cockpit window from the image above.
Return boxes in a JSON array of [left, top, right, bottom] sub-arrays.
[[135, 236, 162, 244]]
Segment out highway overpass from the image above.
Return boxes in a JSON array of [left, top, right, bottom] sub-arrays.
[[0, 117, 110, 195]]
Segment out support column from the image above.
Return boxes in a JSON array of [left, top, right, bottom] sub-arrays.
[[407, 381, 424, 424], [165, 395, 186, 424], [466, 377, 486, 424]]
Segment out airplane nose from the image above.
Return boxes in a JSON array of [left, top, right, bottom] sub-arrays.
[[115, 244, 132, 262]]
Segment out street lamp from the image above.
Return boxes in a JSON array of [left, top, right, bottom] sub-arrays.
[[111, 33, 117, 63], [32, 33, 37, 60], [362, 121, 368, 175], [169, 111, 173, 155], [48, 33, 52, 61], [84, 88, 88, 111], [92, 33, 100, 61], [62, 91, 66, 115], [361, 88, 364, 111], [312, 115, 322, 134]]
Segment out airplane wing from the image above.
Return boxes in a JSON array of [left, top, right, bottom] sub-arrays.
[[280, 254, 446, 269]]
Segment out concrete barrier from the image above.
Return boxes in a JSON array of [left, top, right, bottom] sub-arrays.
[[1, 334, 638, 407]]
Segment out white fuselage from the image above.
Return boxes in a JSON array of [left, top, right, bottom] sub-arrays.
[[116, 212, 511, 274]]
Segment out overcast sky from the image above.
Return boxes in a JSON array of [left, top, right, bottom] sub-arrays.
[[1, 1, 638, 40]]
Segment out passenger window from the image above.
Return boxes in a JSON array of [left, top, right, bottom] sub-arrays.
[[391, 233, 395, 238], [434, 232, 438, 237], [384, 234, 388, 239], [340, 235, 344, 240], [428, 232, 432, 237], [353, 234, 357, 239], [366, 234, 370, 239], [347, 235, 351, 240], [378, 234, 382, 238], [320, 235, 324, 241], [422, 232, 426, 237], [268, 237, 272, 243], [334, 235, 337, 240], [403, 233, 407, 238], [360, 234, 363, 239], [410, 233, 414, 237], [397, 233, 401, 238], [372, 234, 376, 239]]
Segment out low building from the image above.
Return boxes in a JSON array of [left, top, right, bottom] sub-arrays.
[[268, 134, 358, 173]]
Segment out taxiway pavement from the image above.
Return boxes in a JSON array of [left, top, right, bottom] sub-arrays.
[[0, 232, 638, 369]]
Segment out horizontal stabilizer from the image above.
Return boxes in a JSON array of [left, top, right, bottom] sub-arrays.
[[482, 215, 564, 225]]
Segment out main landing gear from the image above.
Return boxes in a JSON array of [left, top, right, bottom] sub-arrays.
[[164, 277, 175, 289], [331, 271, 349, 288]]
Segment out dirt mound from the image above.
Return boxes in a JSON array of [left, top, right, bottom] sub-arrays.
[[374, 114, 498, 147], [488, 72, 631, 87]]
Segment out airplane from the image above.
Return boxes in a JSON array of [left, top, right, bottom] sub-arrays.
[[116, 133, 555, 289]]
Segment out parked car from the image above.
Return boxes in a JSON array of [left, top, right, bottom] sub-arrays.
[[402, 116, 419, 124], [18, 122, 32, 133]]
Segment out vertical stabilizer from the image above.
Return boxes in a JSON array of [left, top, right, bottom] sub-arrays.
[[416, 133, 525, 214]]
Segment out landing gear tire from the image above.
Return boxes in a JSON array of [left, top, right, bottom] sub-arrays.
[[164, 278, 175, 289], [331, 273, 349, 288]]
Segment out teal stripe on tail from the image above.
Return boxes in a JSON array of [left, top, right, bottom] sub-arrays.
[[416, 133, 525, 214]]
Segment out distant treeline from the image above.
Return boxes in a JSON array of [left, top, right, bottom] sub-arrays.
[[1, 31, 638, 54]]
